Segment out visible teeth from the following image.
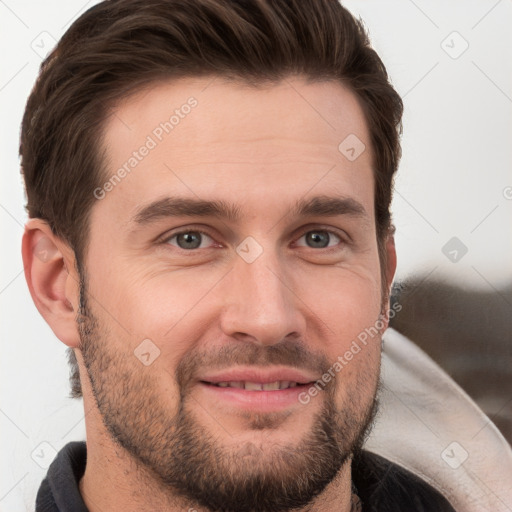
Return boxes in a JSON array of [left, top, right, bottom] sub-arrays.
[[214, 381, 299, 390], [244, 381, 263, 391], [262, 381, 280, 391]]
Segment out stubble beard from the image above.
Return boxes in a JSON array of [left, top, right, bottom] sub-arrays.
[[77, 274, 380, 512]]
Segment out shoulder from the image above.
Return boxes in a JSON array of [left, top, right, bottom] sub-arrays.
[[35, 441, 88, 512], [352, 449, 455, 512]]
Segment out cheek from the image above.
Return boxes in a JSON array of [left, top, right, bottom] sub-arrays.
[[86, 264, 224, 374], [298, 264, 383, 397], [298, 264, 383, 343], [331, 348, 380, 417]]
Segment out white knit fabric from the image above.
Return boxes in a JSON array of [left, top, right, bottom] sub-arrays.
[[364, 327, 512, 511]]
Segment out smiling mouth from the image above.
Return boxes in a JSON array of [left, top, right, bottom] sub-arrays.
[[201, 380, 312, 391], [198, 377, 318, 411]]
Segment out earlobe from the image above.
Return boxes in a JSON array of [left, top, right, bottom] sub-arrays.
[[22, 219, 81, 348]]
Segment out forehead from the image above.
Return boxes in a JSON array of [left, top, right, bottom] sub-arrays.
[[96, 76, 374, 227], [103, 76, 371, 156]]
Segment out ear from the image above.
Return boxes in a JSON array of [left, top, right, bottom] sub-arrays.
[[379, 229, 398, 331], [22, 219, 81, 348], [384, 230, 397, 292]]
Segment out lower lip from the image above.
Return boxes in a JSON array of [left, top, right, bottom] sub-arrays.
[[198, 382, 314, 412]]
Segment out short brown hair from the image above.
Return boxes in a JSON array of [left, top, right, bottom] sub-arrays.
[[20, 0, 403, 397]]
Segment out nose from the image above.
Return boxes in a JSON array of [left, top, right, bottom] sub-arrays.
[[219, 248, 306, 346]]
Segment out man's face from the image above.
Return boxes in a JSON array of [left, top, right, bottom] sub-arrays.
[[78, 77, 391, 511]]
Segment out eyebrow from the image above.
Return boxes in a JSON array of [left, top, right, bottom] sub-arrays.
[[133, 197, 242, 224], [291, 194, 367, 219], [132, 194, 367, 225]]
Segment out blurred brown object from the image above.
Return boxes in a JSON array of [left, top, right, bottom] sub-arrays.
[[389, 278, 512, 445]]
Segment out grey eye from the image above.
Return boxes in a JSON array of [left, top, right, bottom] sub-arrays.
[[298, 230, 341, 249], [306, 231, 330, 248], [167, 231, 213, 250]]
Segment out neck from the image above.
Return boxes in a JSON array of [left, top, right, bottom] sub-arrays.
[[79, 422, 355, 512], [78, 407, 184, 510]]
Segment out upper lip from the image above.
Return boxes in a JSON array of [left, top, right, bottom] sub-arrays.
[[198, 366, 318, 385]]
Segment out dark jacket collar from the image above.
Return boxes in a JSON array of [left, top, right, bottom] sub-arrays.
[[36, 441, 455, 512]]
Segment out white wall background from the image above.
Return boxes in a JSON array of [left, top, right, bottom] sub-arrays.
[[1, 1, 511, 510]]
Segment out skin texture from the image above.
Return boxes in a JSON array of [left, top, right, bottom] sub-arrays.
[[22, 76, 397, 512]]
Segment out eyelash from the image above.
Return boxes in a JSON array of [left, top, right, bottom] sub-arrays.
[[160, 226, 347, 251]]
